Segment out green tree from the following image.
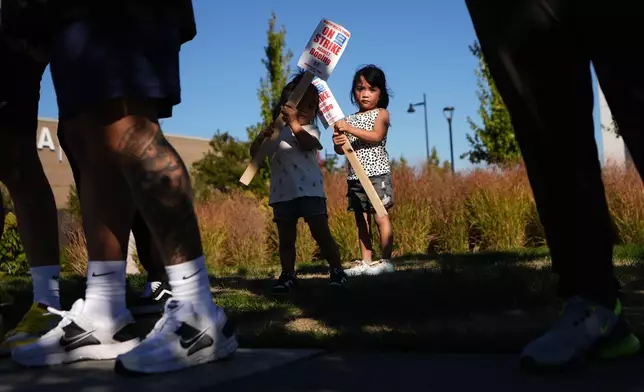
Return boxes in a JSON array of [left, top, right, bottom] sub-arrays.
[[192, 12, 293, 197], [192, 131, 267, 197], [602, 114, 621, 138], [462, 41, 521, 166], [247, 11, 293, 141]]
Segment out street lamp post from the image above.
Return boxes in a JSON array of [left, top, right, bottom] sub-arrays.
[[407, 93, 429, 162], [442, 106, 455, 173]]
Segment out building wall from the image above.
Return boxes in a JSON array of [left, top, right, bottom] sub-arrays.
[[35, 118, 211, 209]]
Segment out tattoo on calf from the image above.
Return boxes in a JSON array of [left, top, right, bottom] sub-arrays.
[[116, 118, 203, 264]]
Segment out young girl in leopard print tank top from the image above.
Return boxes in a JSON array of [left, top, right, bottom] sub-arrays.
[[332, 65, 395, 277]]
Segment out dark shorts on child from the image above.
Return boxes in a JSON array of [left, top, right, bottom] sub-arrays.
[[347, 173, 394, 214], [272, 197, 328, 223]]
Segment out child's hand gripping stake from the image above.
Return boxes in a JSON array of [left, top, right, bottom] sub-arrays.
[[240, 19, 351, 185], [313, 78, 388, 217]]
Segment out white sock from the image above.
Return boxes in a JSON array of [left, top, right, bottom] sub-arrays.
[[166, 256, 216, 316], [84, 261, 128, 325], [30, 265, 61, 309]]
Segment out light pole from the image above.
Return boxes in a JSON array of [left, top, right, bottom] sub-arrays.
[[443, 106, 455, 173], [407, 93, 429, 162]]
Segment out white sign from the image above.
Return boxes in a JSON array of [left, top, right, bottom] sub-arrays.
[[312, 78, 345, 128], [297, 19, 351, 81]]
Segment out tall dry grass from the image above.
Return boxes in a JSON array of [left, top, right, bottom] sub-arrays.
[[61, 163, 644, 273]]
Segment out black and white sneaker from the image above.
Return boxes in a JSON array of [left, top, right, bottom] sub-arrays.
[[115, 299, 238, 374], [11, 299, 140, 367], [329, 268, 348, 289], [272, 273, 299, 294], [130, 281, 173, 316]]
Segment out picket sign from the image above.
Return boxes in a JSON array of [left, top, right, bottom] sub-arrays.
[[312, 78, 388, 217], [239, 19, 351, 185]]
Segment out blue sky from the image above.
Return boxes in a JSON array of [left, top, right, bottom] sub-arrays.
[[35, 0, 604, 170]]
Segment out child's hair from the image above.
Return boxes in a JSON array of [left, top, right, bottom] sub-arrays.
[[271, 69, 320, 124], [350, 64, 392, 109]]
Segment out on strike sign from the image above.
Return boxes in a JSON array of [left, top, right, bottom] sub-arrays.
[[312, 78, 345, 128], [297, 19, 351, 81]]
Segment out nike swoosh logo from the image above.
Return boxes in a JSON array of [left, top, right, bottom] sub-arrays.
[[179, 327, 210, 349], [183, 268, 203, 280], [92, 271, 115, 277], [60, 329, 96, 347]]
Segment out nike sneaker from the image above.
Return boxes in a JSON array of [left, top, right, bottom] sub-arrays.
[[129, 281, 173, 316], [520, 296, 640, 370], [115, 299, 238, 375], [11, 299, 140, 367], [0, 302, 61, 356]]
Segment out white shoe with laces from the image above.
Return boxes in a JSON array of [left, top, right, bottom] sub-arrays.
[[345, 259, 395, 277], [115, 299, 238, 375], [11, 299, 140, 367]]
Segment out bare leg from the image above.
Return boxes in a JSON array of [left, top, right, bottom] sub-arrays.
[[373, 214, 393, 260], [354, 211, 373, 261]]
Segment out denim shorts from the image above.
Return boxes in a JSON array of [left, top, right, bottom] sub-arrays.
[[272, 197, 328, 223], [48, 15, 181, 121], [347, 173, 395, 214]]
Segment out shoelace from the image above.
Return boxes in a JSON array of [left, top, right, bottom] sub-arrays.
[[38, 306, 80, 339], [144, 302, 184, 347]]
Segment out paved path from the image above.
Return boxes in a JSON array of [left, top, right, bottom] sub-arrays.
[[3, 348, 644, 391], [217, 352, 644, 392], [0, 349, 322, 392]]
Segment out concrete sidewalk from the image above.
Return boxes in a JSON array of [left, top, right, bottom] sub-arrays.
[[3, 350, 644, 392], [0, 349, 322, 392], [217, 352, 644, 392]]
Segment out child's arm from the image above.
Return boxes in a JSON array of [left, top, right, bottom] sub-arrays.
[[332, 131, 348, 155], [249, 126, 272, 158], [281, 103, 322, 151], [334, 109, 390, 144]]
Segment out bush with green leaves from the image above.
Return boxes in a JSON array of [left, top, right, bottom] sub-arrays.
[[0, 212, 28, 277]]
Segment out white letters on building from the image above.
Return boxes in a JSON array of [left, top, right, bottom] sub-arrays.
[[37, 126, 56, 152]]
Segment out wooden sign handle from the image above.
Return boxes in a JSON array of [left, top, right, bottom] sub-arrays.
[[240, 72, 315, 185], [338, 135, 388, 218]]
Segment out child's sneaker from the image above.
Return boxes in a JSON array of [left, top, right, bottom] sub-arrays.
[[272, 273, 298, 294], [344, 260, 373, 277], [329, 268, 348, 288], [115, 299, 238, 374], [129, 281, 173, 316]]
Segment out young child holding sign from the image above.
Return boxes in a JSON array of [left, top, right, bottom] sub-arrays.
[[332, 65, 395, 277], [250, 72, 348, 294]]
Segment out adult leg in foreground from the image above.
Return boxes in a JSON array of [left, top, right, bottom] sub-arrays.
[[12, 10, 237, 373], [58, 126, 172, 316], [466, 0, 640, 369], [0, 37, 62, 356]]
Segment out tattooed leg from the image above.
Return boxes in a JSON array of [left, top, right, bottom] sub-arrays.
[[97, 100, 203, 266]]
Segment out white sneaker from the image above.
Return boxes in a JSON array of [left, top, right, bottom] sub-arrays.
[[344, 260, 374, 277], [115, 299, 238, 375], [369, 259, 395, 275], [345, 259, 395, 277], [11, 299, 140, 367]]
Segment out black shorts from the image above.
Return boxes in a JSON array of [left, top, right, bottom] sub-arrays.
[[48, 15, 181, 121], [347, 173, 394, 214], [271, 197, 328, 223], [0, 35, 47, 131]]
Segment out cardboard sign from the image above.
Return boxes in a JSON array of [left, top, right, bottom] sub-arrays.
[[313, 82, 388, 217], [313, 78, 345, 128], [297, 19, 351, 81], [240, 19, 350, 186]]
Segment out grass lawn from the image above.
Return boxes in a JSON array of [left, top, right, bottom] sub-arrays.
[[3, 245, 644, 353]]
